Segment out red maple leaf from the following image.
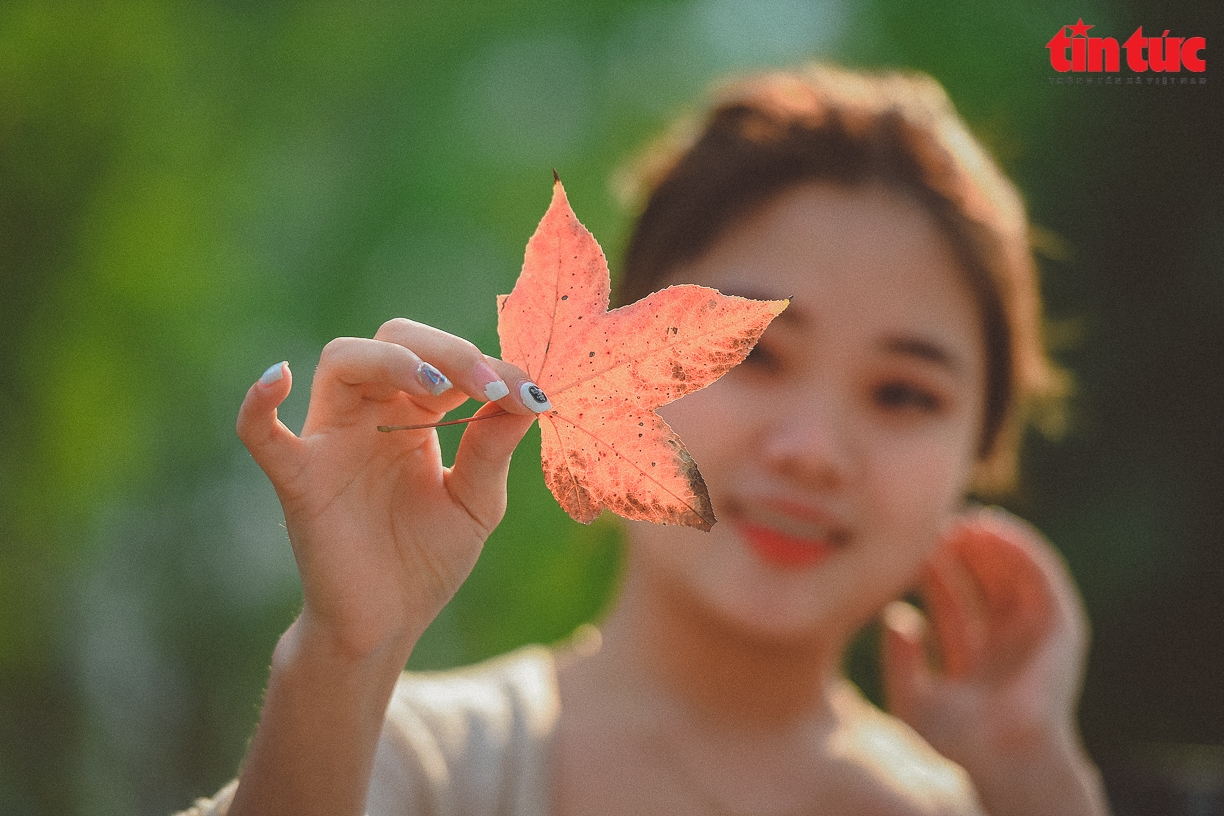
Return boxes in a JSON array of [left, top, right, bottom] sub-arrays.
[[497, 178, 788, 531]]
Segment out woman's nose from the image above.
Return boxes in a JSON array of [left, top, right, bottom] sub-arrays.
[[758, 389, 851, 490]]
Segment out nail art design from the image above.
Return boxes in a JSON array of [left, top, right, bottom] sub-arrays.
[[260, 361, 286, 385], [484, 380, 510, 401], [415, 362, 452, 396], [473, 361, 510, 401], [520, 381, 552, 413]]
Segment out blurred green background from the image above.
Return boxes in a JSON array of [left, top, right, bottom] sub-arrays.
[[1, 1, 1220, 814]]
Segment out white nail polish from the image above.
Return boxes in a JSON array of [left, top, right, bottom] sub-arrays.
[[260, 362, 286, 385], [415, 362, 452, 396], [520, 381, 552, 413], [484, 380, 510, 401]]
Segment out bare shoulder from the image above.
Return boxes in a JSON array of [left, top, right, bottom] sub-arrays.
[[826, 683, 986, 816]]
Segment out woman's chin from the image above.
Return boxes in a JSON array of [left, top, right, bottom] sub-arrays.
[[693, 571, 848, 646], [629, 520, 865, 644]]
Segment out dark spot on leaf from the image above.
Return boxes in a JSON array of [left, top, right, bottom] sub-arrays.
[[677, 447, 716, 531]]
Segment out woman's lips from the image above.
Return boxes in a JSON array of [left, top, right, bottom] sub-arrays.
[[734, 520, 838, 569]]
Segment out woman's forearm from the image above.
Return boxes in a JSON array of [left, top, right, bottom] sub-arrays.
[[226, 617, 417, 816]]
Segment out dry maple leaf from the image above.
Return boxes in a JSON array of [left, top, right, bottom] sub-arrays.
[[497, 178, 788, 531]]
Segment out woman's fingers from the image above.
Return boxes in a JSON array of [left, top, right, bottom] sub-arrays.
[[931, 508, 1087, 688], [921, 539, 987, 680], [302, 321, 553, 433], [308, 336, 461, 423], [880, 600, 933, 723], [975, 509, 1087, 642], [301, 322, 544, 532], [237, 362, 307, 487], [965, 513, 1075, 638], [374, 318, 551, 416], [961, 510, 1089, 689]]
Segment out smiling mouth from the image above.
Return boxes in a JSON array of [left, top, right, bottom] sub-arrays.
[[733, 520, 841, 569]]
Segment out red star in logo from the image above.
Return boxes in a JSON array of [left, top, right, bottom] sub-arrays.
[[1067, 18, 1093, 37]]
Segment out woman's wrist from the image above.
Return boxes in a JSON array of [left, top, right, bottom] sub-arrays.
[[967, 725, 1109, 816], [274, 612, 419, 692]]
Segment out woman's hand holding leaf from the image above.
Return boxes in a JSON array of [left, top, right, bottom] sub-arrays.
[[236, 321, 537, 662]]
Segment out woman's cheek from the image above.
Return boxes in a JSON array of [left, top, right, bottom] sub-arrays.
[[658, 381, 754, 466], [872, 438, 972, 546]]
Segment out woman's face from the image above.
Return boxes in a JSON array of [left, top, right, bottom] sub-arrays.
[[625, 182, 986, 642]]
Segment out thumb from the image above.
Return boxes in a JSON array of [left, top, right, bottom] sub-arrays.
[[880, 600, 933, 723], [446, 403, 536, 533], [236, 361, 305, 487]]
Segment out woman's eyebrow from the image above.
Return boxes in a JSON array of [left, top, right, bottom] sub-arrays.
[[879, 334, 965, 374]]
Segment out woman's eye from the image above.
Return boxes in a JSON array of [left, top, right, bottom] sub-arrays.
[[874, 382, 941, 413]]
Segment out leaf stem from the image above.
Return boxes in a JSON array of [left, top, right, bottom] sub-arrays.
[[377, 408, 510, 432]]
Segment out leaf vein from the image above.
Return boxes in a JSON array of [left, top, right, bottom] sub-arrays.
[[548, 412, 703, 521], [546, 311, 769, 397]]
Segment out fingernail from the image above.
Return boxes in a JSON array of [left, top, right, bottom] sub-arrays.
[[260, 361, 287, 386], [473, 361, 509, 401], [415, 362, 452, 396], [519, 381, 552, 413]]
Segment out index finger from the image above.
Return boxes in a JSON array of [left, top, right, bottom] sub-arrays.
[[309, 336, 466, 422], [374, 318, 551, 416]]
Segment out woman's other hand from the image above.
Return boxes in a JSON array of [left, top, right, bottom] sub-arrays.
[[236, 318, 540, 663], [880, 508, 1110, 816]]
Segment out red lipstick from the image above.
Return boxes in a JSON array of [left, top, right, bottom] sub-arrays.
[[734, 520, 837, 569]]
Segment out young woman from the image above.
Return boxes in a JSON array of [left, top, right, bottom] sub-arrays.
[[180, 65, 1110, 815]]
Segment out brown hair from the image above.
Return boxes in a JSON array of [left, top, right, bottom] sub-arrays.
[[614, 64, 1064, 493]]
